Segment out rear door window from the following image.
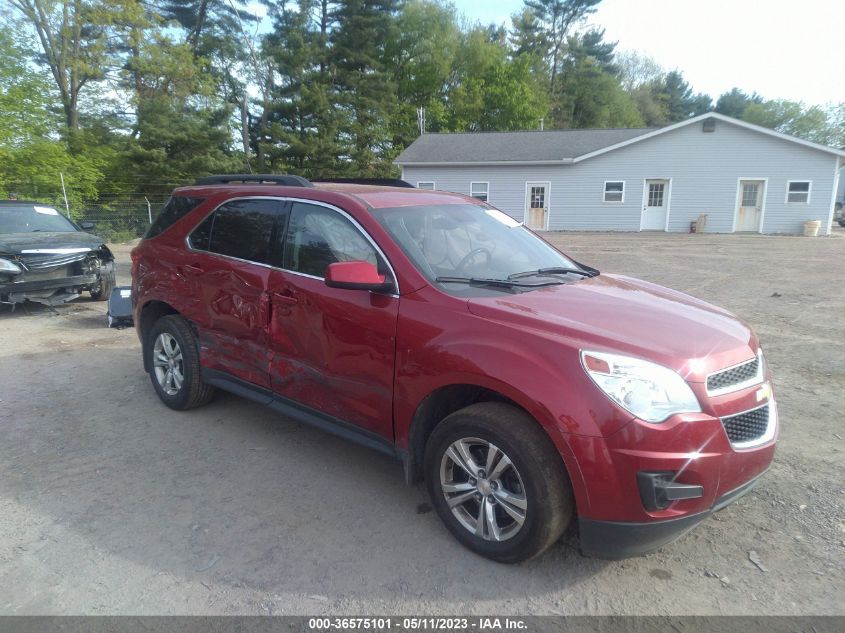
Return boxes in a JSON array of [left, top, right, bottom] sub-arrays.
[[189, 198, 287, 266]]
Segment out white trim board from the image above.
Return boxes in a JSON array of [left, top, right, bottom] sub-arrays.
[[826, 158, 842, 236]]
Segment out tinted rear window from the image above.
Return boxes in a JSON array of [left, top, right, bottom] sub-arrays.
[[189, 198, 284, 265], [145, 196, 205, 239]]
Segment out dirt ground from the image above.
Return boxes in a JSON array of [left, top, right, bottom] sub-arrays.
[[0, 230, 843, 616]]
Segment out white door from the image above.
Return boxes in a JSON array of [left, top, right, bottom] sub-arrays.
[[641, 179, 669, 230], [525, 183, 549, 230], [736, 180, 764, 232]]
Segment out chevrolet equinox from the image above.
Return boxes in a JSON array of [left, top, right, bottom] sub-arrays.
[[131, 174, 777, 562]]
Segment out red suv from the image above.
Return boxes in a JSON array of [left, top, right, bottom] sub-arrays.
[[132, 175, 777, 563]]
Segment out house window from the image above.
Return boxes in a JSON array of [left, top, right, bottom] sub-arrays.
[[417, 181, 435, 190], [786, 181, 811, 204], [603, 181, 624, 203], [647, 183, 665, 207], [741, 183, 759, 207], [470, 182, 489, 201], [530, 186, 545, 209]]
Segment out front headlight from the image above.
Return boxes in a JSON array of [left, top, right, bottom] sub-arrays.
[[0, 258, 22, 275], [581, 350, 701, 423]]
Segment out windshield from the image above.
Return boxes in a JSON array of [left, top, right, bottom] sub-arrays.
[[373, 203, 586, 293], [0, 205, 77, 233]]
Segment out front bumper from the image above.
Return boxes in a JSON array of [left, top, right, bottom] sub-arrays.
[[563, 378, 778, 558], [0, 273, 98, 304], [579, 470, 765, 559]]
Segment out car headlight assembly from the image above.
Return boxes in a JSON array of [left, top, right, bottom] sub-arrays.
[[581, 350, 701, 423], [0, 258, 22, 275]]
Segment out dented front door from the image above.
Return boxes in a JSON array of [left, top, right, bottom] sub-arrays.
[[267, 201, 399, 440]]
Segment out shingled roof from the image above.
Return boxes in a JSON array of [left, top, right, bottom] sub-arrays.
[[394, 127, 656, 165]]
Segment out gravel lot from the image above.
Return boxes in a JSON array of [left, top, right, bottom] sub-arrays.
[[0, 230, 843, 615]]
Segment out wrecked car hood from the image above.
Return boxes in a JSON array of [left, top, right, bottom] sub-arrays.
[[0, 231, 106, 255]]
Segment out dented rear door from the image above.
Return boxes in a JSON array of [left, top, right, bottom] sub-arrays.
[[182, 198, 287, 388]]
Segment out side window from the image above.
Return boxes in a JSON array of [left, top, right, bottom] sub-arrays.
[[283, 202, 378, 278], [145, 196, 205, 239], [189, 213, 214, 250], [189, 198, 284, 265]]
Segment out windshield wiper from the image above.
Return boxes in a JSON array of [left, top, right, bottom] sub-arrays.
[[508, 266, 596, 280], [435, 276, 565, 288]]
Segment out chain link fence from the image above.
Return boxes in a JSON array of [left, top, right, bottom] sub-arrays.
[[76, 194, 171, 242], [3, 181, 189, 243]]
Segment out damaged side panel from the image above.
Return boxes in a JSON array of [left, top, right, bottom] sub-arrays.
[[135, 244, 272, 388]]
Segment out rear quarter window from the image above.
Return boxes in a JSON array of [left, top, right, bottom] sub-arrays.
[[145, 196, 205, 239]]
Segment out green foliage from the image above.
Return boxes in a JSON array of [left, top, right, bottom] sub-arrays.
[[715, 88, 764, 118], [445, 27, 548, 132], [0, 139, 104, 214], [388, 0, 461, 142], [741, 100, 844, 147], [0, 29, 59, 147]]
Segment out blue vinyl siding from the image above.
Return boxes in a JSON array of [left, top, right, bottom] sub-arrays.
[[402, 119, 840, 235]]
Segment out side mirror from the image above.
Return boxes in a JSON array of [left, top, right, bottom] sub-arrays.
[[325, 261, 392, 292], [79, 221, 95, 231]]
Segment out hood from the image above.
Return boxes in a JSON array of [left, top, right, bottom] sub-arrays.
[[466, 273, 757, 381], [0, 231, 105, 255]]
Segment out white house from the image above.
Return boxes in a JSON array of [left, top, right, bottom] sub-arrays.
[[395, 113, 844, 235]]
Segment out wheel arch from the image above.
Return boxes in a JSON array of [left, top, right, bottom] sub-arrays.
[[139, 300, 180, 371], [403, 382, 587, 515]]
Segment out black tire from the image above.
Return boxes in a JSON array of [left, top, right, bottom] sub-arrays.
[[89, 262, 115, 301], [424, 402, 574, 563], [145, 315, 215, 410]]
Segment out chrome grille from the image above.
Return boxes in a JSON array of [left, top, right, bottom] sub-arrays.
[[706, 355, 760, 394], [18, 252, 89, 271], [721, 403, 769, 445]]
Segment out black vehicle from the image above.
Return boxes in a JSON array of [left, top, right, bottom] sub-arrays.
[[0, 200, 115, 306]]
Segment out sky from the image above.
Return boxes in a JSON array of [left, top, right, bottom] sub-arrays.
[[454, 0, 843, 105], [247, 0, 842, 106]]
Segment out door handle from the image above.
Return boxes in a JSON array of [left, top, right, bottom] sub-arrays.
[[273, 291, 298, 305], [181, 262, 204, 274]]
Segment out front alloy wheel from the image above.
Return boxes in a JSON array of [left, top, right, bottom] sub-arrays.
[[440, 438, 527, 542], [424, 402, 574, 563]]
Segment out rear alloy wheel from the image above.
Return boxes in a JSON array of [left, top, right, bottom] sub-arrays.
[[425, 402, 574, 563], [153, 332, 184, 396], [145, 315, 214, 410]]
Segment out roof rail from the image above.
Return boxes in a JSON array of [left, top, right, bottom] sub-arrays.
[[194, 174, 313, 187], [312, 178, 415, 188]]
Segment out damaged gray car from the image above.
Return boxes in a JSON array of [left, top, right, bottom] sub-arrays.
[[0, 200, 115, 306]]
